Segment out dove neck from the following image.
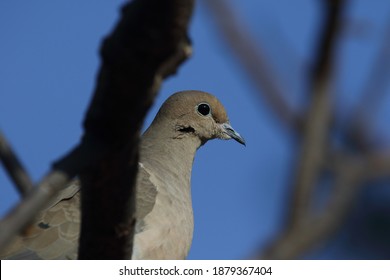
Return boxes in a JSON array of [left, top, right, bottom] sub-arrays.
[[140, 124, 201, 184]]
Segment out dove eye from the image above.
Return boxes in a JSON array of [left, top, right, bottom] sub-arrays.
[[197, 103, 211, 116]]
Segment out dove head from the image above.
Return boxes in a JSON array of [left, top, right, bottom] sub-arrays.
[[150, 90, 245, 146]]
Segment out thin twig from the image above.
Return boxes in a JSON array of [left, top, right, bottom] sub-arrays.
[[203, 0, 301, 130], [362, 152, 390, 179], [326, 151, 390, 180], [258, 0, 346, 259], [0, 145, 82, 252], [288, 0, 344, 227], [0, 131, 34, 196], [346, 18, 390, 151]]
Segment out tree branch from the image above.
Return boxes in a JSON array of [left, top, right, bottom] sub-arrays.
[[203, 0, 301, 130], [362, 152, 390, 180], [346, 18, 390, 151], [288, 0, 344, 227], [0, 146, 82, 252], [0, 0, 194, 259], [0, 131, 34, 197], [262, 157, 363, 259], [258, 0, 346, 259], [77, 0, 194, 259]]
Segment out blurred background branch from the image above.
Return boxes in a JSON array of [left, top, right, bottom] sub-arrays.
[[346, 18, 390, 151], [287, 0, 343, 228], [205, 0, 390, 259], [0, 132, 33, 197], [262, 0, 346, 259], [204, 0, 302, 131]]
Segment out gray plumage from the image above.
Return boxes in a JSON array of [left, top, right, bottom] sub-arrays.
[[0, 90, 245, 260]]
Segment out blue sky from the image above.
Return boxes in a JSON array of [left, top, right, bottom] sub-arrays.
[[1, 1, 390, 259]]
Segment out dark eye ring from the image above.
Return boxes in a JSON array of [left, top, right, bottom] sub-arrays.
[[197, 103, 211, 116]]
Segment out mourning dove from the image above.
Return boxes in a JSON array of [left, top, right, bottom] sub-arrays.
[[0, 90, 245, 260]]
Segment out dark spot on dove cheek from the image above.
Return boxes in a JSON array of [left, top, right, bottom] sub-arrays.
[[38, 222, 50, 229], [178, 126, 195, 133]]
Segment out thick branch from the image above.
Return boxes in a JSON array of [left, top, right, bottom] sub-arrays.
[[77, 0, 194, 259], [0, 0, 194, 258]]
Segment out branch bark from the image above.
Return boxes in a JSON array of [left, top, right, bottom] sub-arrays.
[[0, 0, 194, 259], [77, 0, 194, 259]]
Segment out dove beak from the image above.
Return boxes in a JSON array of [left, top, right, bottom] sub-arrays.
[[221, 123, 246, 146]]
